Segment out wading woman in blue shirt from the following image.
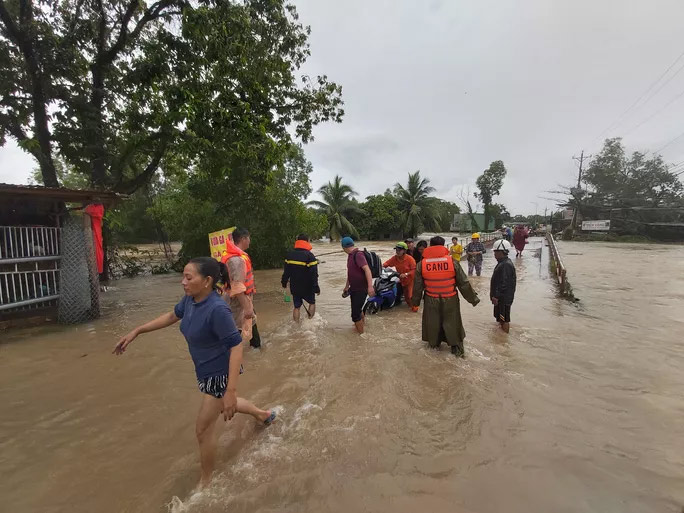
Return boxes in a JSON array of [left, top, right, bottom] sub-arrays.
[[113, 257, 275, 487]]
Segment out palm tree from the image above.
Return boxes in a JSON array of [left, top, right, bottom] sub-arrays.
[[394, 171, 441, 237], [307, 175, 361, 240]]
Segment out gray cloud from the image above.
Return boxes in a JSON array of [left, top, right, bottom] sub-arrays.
[[298, 0, 684, 214]]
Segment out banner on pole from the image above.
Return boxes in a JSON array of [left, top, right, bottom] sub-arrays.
[[208, 227, 236, 260]]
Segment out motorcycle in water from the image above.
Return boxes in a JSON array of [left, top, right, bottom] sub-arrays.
[[363, 268, 401, 315]]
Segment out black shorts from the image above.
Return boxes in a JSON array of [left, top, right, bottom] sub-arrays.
[[293, 293, 315, 309], [494, 303, 512, 323], [197, 366, 244, 398], [350, 291, 367, 322]]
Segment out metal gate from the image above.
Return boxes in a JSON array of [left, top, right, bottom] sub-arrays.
[[0, 226, 61, 312]]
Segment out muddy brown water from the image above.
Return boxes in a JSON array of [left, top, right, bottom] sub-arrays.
[[1, 239, 683, 513]]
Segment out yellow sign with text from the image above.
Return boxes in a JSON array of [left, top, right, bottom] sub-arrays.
[[208, 227, 236, 261]]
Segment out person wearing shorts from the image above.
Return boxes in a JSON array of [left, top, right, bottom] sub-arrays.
[[114, 257, 275, 488], [490, 239, 516, 333], [282, 234, 320, 321], [341, 237, 375, 334], [493, 302, 512, 324]]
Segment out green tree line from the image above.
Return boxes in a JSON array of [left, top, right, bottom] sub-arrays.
[[309, 171, 461, 240], [560, 138, 683, 235]]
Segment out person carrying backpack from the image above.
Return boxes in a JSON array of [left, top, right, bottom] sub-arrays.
[[282, 234, 320, 321], [341, 237, 375, 334]]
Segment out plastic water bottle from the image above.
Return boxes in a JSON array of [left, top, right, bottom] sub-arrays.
[[283, 290, 291, 303]]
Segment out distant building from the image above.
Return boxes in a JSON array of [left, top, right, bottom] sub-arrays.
[[451, 213, 495, 232]]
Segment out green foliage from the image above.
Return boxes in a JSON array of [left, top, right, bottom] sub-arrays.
[[294, 204, 328, 241], [431, 198, 460, 231], [486, 202, 510, 229], [584, 138, 683, 207], [475, 160, 507, 232], [105, 189, 163, 245], [394, 171, 438, 237], [29, 158, 89, 189], [1, 0, 343, 192], [394, 171, 440, 237], [346, 190, 456, 240], [308, 175, 361, 240], [151, 145, 326, 268], [355, 193, 402, 239]]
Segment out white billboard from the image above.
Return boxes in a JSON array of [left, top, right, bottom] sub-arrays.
[[581, 220, 610, 231]]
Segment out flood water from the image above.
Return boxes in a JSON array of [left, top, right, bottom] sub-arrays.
[[1, 238, 683, 513]]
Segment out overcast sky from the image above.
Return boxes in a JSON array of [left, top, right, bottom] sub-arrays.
[[3, 0, 684, 215]]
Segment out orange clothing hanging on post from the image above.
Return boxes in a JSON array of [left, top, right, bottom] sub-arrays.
[[84, 203, 104, 274]]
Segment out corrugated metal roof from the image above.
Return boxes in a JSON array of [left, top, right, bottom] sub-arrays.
[[0, 183, 122, 203]]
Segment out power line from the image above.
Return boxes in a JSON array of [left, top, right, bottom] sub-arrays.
[[668, 161, 684, 177], [590, 46, 684, 145], [633, 59, 684, 116], [622, 86, 684, 136], [653, 129, 684, 155]]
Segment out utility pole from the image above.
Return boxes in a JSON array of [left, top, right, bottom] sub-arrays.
[[570, 150, 591, 232], [572, 150, 589, 188]]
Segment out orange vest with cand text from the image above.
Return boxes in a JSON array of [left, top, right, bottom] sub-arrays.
[[421, 245, 458, 298]]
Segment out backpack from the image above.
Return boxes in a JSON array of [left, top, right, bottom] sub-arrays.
[[361, 248, 382, 278]]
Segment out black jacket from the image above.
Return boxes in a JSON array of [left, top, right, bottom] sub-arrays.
[[281, 247, 320, 297], [490, 257, 516, 304]]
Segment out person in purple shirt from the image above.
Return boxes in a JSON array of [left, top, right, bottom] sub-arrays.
[[113, 257, 275, 488], [341, 237, 375, 334]]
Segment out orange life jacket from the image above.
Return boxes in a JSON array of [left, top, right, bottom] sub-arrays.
[[294, 239, 313, 251], [221, 240, 256, 295], [421, 246, 457, 298]]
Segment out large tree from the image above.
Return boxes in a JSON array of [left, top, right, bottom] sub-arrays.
[[356, 192, 402, 239], [0, 0, 343, 192], [394, 170, 440, 237], [475, 160, 507, 232], [486, 202, 510, 229], [430, 198, 460, 232], [308, 175, 361, 240], [152, 143, 327, 268], [584, 138, 683, 207]]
